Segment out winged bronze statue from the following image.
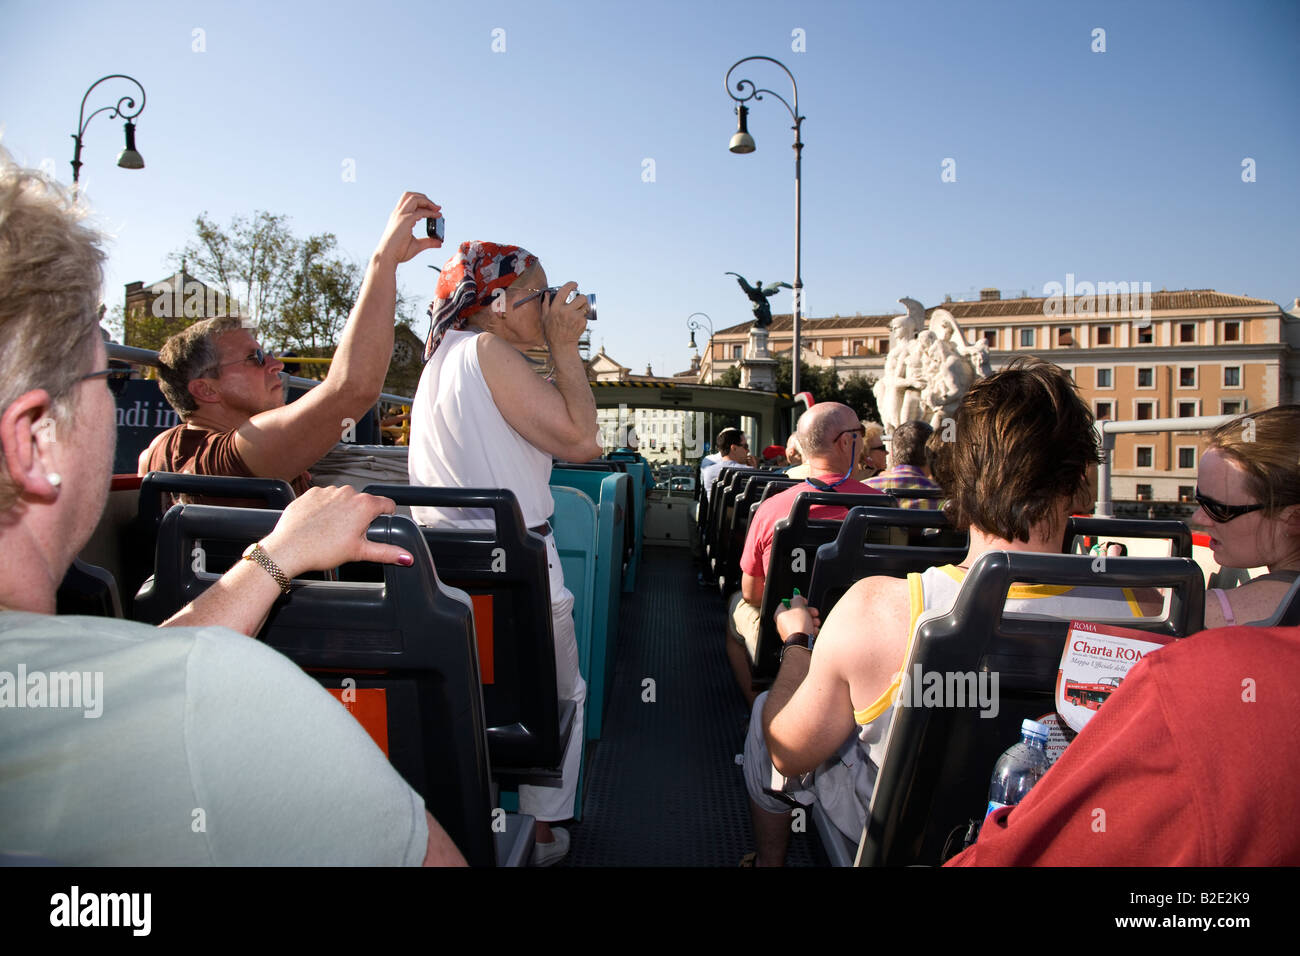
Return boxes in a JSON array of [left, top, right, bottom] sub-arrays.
[[725, 273, 792, 328]]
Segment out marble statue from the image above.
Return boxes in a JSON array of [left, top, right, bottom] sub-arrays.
[[873, 297, 990, 432]]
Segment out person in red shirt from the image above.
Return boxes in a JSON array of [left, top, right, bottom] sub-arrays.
[[725, 402, 882, 702], [946, 623, 1300, 866]]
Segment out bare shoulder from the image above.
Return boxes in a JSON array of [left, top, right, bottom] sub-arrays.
[[816, 575, 913, 668]]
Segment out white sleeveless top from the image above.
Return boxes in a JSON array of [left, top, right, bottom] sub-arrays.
[[408, 329, 554, 531]]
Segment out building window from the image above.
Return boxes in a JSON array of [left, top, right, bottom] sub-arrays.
[[1136, 446, 1154, 468], [1179, 323, 1196, 344], [1137, 325, 1154, 344], [850, 339, 865, 354], [982, 329, 997, 349], [1094, 401, 1114, 420], [1178, 367, 1196, 388], [1019, 328, 1036, 348], [731, 344, 742, 359], [1221, 399, 1244, 416], [1178, 484, 1195, 502], [1135, 400, 1156, 420], [1136, 367, 1154, 389], [1223, 320, 1241, 342], [1177, 400, 1198, 418], [1177, 447, 1196, 469], [1095, 325, 1113, 346], [1057, 327, 1074, 346], [878, 340, 890, 355], [1223, 366, 1241, 388], [1136, 483, 1154, 500], [1096, 368, 1113, 389]]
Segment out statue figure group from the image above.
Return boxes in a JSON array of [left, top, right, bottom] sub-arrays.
[[874, 297, 992, 432]]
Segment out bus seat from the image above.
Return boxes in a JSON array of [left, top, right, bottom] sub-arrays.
[[717, 474, 799, 596], [128, 472, 296, 622], [1252, 574, 1300, 627], [147, 503, 532, 867], [550, 469, 628, 742], [56, 558, 123, 619], [806, 506, 969, 616], [750, 492, 895, 685], [611, 458, 650, 592], [361, 485, 575, 783], [1064, 516, 1194, 558], [861, 550, 1205, 867]]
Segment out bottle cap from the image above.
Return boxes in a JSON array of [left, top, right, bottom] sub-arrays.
[[1021, 718, 1050, 743]]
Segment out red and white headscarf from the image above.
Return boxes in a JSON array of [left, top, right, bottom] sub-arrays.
[[423, 240, 538, 362]]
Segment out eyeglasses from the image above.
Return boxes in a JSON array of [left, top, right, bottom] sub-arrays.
[[77, 368, 132, 397], [1194, 489, 1265, 523], [210, 347, 275, 374], [833, 426, 865, 443]]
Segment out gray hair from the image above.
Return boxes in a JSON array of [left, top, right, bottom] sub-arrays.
[[889, 420, 933, 468], [0, 151, 105, 509], [157, 316, 246, 418]]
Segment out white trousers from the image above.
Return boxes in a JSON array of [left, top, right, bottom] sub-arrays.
[[517, 534, 587, 822]]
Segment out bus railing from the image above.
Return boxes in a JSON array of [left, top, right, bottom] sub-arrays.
[[1093, 414, 1235, 517]]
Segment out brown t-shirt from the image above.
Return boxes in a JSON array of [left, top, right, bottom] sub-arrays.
[[140, 423, 311, 508]]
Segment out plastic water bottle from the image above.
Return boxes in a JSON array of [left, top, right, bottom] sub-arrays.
[[985, 719, 1051, 818]]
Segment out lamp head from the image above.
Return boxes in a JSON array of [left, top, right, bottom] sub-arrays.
[[688, 329, 697, 349], [729, 105, 755, 154], [116, 120, 144, 170]]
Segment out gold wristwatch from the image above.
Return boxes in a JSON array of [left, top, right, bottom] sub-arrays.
[[242, 541, 291, 594]]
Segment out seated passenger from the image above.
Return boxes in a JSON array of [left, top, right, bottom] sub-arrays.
[[140, 192, 443, 504], [701, 427, 756, 501], [407, 241, 600, 866], [865, 419, 943, 509], [947, 622, 1300, 865], [726, 403, 882, 703], [851, 420, 887, 482], [784, 433, 806, 477], [742, 357, 1161, 866], [0, 155, 462, 865], [761, 445, 789, 469], [1195, 405, 1300, 628]]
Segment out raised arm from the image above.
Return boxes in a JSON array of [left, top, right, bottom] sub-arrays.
[[235, 193, 442, 482], [479, 282, 602, 462], [160, 486, 414, 635]]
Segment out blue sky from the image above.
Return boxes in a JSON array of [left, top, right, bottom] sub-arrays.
[[2, 0, 1296, 380]]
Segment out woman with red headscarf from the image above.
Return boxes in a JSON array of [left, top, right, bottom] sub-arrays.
[[408, 241, 600, 865]]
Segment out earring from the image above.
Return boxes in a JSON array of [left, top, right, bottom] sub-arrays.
[[47, 473, 62, 487]]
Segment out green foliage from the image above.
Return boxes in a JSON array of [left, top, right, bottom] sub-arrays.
[[840, 372, 882, 423], [718, 364, 742, 388]]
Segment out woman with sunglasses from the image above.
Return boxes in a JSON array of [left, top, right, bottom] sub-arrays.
[[408, 241, 599, 866], [1197, 405, 1300, 628]]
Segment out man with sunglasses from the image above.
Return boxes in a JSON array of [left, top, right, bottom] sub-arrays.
[[725, 403, 882, 703], [141, 192, 443, 504]]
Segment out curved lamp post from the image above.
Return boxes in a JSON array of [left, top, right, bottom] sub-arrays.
[[71, 74, 147, 185], [686, 312, 714, 383], [724, 56, 804, 396]]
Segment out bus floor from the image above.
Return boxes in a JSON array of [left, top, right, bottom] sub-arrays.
[[564, 545, 817, 866]]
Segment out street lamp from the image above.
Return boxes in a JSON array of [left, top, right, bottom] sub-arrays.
[[71, 74, 147, 185], [724, 56, 804, 396], [687, 312, 714, 383]]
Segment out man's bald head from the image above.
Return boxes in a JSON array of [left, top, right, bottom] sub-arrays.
[[796, 402, 860, 458]]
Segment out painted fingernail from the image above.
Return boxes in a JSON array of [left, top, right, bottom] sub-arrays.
[[398, 553, 413, 566]]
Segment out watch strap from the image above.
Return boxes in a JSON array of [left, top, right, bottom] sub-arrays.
[[244, 542, 291, 595], [779, 631, 814, 663]]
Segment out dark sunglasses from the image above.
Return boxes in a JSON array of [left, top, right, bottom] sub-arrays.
[[78, 368, 133, 397], [213, 347, 275, 372], [1194, 489, 1264, 523]]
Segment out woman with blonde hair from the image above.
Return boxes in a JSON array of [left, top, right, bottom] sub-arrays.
[[1196, 405, 1300, 627]]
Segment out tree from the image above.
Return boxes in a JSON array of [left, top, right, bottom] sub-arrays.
[[718, 365, 741, 388], [840, 372, 881, 423], [774, 356, 842, 405], [279, 234, 362, 353]]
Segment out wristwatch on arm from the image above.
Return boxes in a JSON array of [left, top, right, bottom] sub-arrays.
[[779, 631, 814, 663], [242, 541, 292, 595]]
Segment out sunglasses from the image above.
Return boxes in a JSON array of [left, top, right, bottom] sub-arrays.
[[210, 347, 275, 374], [833, 425, 866, 443], [1194, 489, 1264, 523], [78, 367, 133, 397]]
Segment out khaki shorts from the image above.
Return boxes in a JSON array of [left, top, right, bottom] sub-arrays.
[[727, 591, 761, 661]]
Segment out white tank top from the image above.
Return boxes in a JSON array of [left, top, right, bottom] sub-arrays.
[[408, 329, 554, 531]]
